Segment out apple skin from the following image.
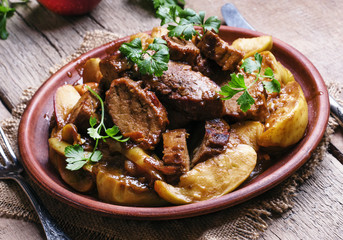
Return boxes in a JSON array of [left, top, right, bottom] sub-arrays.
[[37, 0, 102, 15]]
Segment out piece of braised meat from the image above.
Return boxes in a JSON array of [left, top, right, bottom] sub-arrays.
[[143, 61, 225, 120], [105, 77, 169, 150], [163, 35, 223, 78], [191, 118, 230, 166], [162, 129, 190, 173], [223, 70, 268, 122], [161, 129, 190, 183], [99, 52, 133, 90], [67, 91, 100, 133], [163, 35, 200, 65], [196, 31, 244, 71]]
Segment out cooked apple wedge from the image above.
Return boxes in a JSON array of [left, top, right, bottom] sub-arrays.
[[83, 58, 102, 83], [48, 137, 94, 192], [259, 51, 295, 84], [154, 144, 257, 204], [96, 163, 167, 206], [232, 35, 273, 58], [258, 81, 308, 147], [54, 84, 81, 128], [230, 121, 264, 151]]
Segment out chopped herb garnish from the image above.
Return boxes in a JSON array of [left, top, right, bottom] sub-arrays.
[[119, 37, 170, 76], [220, 53, 281, 112], [0, 0, 29, 40], [152, 0, 184, 12], [156, 6, 221, 40]]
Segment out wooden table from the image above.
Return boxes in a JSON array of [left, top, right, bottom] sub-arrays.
[[1, 0, 342, 239]]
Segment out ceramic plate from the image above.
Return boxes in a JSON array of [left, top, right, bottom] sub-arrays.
[[18, 26, 329, 220]]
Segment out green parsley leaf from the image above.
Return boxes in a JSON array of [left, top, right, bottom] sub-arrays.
[[0, 0, 28, 40], [220, 53, 281, 112], [241, 53, 262, 74], [255, 52, 263, 65], [89, 150, 102, 162], [120, 37, 170, 76], [241, 58, 259, 73], [229, 73, 247, 90], [105, 125, 120, 137], [153, 0, 184, 10], [264, 67, 274, 77], [219, 84, 241, 100], [262, 67, 281, 93], [155, 5, 221, 40], [263, 79, 281, 93], [66, 161, 87, 171], [65, 145, 87, 171], [65, 145, 85, 162], [168, 20, 196, 40], [87, 127, 102, 140], [119, 38, 143, 62], [156, 5, 177, 25], [89, 116, 97, 128], [179, 8, 200, 24], [237, 91, 255, 112], [203, 16, 221, 33]]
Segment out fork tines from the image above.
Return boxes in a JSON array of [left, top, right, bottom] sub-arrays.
[[0, 126, 18, 166]]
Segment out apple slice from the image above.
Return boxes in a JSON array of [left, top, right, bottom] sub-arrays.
[[258, 81, 308, 147], [154, 144, 257, 204], [54, 84, 81, 128], [83, 58, 102, 83], [232, 35, 273, 59]]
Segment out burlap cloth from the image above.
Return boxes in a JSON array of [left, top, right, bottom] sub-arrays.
[[0, 30, 341, 240]]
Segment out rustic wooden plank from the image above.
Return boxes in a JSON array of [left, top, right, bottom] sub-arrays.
[[260, 153, 343, 240], [89, 0, 160, 34], [0, 218, 43, 240], [0, 1, 103, 110]]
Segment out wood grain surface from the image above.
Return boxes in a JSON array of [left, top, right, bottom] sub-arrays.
[[0, 0, 342, 239]]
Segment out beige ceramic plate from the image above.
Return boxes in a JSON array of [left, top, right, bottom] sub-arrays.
[[18, 26, 329, 220]]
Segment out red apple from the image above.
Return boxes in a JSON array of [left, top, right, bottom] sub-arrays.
[[37, 0, 102, 15]]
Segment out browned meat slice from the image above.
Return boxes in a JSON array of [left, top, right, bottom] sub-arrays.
[[162, 35, 222, 78], [99, 52, 133, 90], [197, 31, 244, 71], [105, 77, 169, 150], [223, 71, 268, 122], [191, 119, 230, 166], [162, 35, 200, 65], [143, 61, 225, 120], [67, 91, 100, 133], [165, 107, 193, 129], [192, 54, 221, 77], [162, 129, 190, 173]]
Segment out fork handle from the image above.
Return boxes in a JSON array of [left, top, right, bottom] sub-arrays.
[[13, 176, 71, 240]]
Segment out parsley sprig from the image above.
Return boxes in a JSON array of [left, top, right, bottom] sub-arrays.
[[64, 87, 129, 171], [220, 53, 281, 112], [152, 0, 184, 11], [0, 0, 28, 40], [119, 37, 170, 77], [156, 6, 221, 40]]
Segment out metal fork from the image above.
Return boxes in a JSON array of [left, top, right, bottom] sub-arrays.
[[0, 126, 71, 240]]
